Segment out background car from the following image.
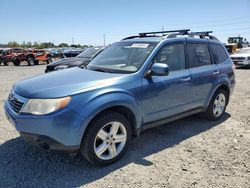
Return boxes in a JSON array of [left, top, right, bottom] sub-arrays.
[[64, 48, 84, 57], [230, 47, 250, 68], [45, 46, 105, 72]]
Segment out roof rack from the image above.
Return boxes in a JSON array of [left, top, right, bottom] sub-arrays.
[[188, 31, 218, 40], [122, 29, 190, 40], [122, 29, 218, 41]]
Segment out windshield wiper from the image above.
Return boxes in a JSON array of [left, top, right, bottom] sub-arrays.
[[88, 66, 114, 73]]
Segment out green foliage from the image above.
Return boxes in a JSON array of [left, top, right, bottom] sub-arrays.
[[7, 41, 20, 47], [58, 43, 69, 47]]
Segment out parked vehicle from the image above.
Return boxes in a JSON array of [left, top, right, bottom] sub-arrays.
[[4, 30, 235, 166], [225, 43, 237, 54], [29, 49, 52, 65], [64, 48, 84, 57], [230, 47, 250, 67], [45, 46, 105, 72], [0, 48, 36, 66]]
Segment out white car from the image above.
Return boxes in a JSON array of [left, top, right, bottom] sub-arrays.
[[230, 48, 250, 67]]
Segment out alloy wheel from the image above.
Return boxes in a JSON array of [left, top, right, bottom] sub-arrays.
[[94, 121, 127, 160]]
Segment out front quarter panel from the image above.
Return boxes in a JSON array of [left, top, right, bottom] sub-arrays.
[[68, 81, 142, 144]]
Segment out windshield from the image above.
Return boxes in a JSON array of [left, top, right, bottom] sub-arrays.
[[237, 48, 250, 54], [77, 47, 101, 58], [87, 42, 157, 73]]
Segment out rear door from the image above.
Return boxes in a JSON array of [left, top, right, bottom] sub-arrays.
[[187, 40, 220, 107]]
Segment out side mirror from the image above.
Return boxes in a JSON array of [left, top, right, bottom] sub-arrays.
[[150, 63, 169, 76]]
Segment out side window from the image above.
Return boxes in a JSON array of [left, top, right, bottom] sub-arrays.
[[210, 43, 228, 64], [153, 43, 185, 71], [188, 43, 211, 68]]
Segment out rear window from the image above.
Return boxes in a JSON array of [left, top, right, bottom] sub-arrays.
[[210, 43, 228, 64], [188, 43, 211, 68]]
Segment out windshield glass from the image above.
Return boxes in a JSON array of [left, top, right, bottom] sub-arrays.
[[87, 42, 157, 73], [77, 47, 101, 58], [237, 48, 250, 54]]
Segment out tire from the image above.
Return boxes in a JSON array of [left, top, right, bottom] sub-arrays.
[[3, 62, 8, 66], [27, 57, 35, 66], [80, 111, 132, 166], [46, 57, 52, 64], [13, 58, 20, 66], [204, 89, 228, 121]]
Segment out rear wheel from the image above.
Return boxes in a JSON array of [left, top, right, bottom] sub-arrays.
[[204, 89, 228, 121], [81, 111, 131, 166], [13, 58, 20, 66], [46, 56, 52, 64], [27, 57, 35, 66], [3, 62, 8, 66]]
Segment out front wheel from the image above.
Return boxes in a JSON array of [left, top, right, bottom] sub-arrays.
[[80, 111, 131, 166], [204, 89, 228, 121], [28, 57, 35, 66]]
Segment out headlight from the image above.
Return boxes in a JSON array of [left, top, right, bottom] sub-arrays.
[[55, 65, 69, 70], [21, 96, 71, 115]]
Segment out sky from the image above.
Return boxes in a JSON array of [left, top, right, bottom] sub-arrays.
[[0, 0, 250, 46]]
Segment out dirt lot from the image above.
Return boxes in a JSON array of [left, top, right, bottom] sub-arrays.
[[0, 65, 249, 188]]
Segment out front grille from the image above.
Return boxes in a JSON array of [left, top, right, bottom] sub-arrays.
[[231, 57, 246, 61], [9, 95, 25, 113]]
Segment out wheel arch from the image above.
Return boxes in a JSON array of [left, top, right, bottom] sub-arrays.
[[82, 105, 138, 140], [206, 82, 231, 107], [26, 53, 35, 59]]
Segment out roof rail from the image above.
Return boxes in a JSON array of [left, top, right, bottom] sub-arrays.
[[122, 29, 218, 41], [188, 31, 218, 40], [122, 29, 190, 40], [139, 29, 190, 36]]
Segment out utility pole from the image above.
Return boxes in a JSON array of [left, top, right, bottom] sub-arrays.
[[103, 33, 106, 46], [72, 36, 74, 45], [162, 25, 164, 36]]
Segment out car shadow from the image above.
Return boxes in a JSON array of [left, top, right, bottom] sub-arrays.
[[0, 113, 230, 187]]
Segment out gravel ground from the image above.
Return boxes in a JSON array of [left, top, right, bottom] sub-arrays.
[[0, 64, 249, 188]]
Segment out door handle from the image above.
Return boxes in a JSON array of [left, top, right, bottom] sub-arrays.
[[180, 77, 191, 82], [213, 70, 220, 75]]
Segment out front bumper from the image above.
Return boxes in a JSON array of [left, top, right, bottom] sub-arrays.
[[20, 132, 79, 152], [4, 99, 83, 151]]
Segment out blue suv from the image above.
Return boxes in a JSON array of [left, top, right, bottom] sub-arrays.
[[4, 30, 235, 166]]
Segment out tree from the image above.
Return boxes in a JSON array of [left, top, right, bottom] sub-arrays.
[[7, 41, 20, 47], [33, 42, 39, 48], [58, 43, 69, 47], [39, 42, 55, 49]]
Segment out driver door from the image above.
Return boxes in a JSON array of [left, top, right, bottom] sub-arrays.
[[141, 42, 195, 123]]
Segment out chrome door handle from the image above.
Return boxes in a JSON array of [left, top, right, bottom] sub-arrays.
[[180, 77, 191, 82], [213, 71, 220, 75]]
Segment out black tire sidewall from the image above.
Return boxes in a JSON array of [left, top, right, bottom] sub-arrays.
[[13, 59, 20, 66], [28, 58, 35, 66], [81, 111, 132, 166], [47, 57, 52, 64]]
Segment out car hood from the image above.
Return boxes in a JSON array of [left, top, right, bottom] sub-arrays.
[[14, 67, 127, 98], [48, 57, 90, 67], [230, 54, 250, 58]]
